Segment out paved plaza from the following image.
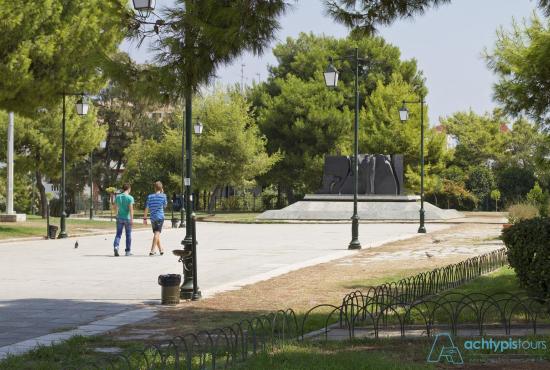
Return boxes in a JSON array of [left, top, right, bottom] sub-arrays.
[[0, 221, 451, 356]]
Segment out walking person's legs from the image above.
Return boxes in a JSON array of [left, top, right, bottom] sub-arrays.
[[113, 219, 123, 256], [156, 219, 164, 255], [149, 233, 158, 255], [124, 219, 132, 255], [156, 232, 164, 255], [149, 220, 164, 255]]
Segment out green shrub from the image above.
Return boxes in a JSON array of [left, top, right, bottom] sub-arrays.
[[526, 182, 550, 217], [502, 218, 550, 299], [465, 165, 495, 210], [507, 203, 539, 224], [490, 189, 501, 211], [219, 196, 241, 210]]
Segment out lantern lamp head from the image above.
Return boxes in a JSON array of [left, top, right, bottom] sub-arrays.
[[76, 97, 89, 116], [194, 120, 204, 135], [399, 102, 409, 122], [133, 0, 156, 11], [324, 61, 339, 88]]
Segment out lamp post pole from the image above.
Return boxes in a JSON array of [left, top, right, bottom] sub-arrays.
[[324, 48, 363, 250], [89, 150, 93, 220], [350, 48, 361, 250], [180, 91, 196, 300], [59, 92, 68, 238], [399, 96, 426, 233], [419, 96, 426, 233], [184, 111, 187, 228], [59, 93, 89, 238], [130, 0, 201, 300]]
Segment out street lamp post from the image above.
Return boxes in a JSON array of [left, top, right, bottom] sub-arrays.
[[89, 149, 93, 220], [324, 48, 364, 250], [59, 93, 89, 238], [399, 96, 427, 233], [131, 0, 204, 300], [180, 117, 185, 228], [180, 117, 203, 300]]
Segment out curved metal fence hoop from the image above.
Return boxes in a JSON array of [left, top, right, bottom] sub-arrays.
[[172, 335, 194, 370], [209, 327, 233, 369], [299, 304, 342, 341]]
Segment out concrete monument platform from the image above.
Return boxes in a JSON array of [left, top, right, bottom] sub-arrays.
[[257, 195, 462, 221], [0, 214, 27, 222]]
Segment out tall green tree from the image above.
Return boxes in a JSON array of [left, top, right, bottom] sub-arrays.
[[465, 165, 495, 210], [441, 111, 507, 169], [147, 0, 288, 108], [0, 0, 129, 115], [194, 90, 279, 209], [503, 117, 546, 171], [254, 74, 352, 199], [252, 33, 436, 198], [485, 15, 550, 127], [361, 75, 449, 193], [123, 90, 278, 210], [93, 54, 181, 198]]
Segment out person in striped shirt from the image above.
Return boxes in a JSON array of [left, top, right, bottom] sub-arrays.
[[143, 181, 168, 256]]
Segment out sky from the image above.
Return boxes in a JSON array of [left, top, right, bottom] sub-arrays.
[[121, 0, 539, 124]]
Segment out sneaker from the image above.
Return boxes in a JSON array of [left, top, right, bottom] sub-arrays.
[[160, 251, 164, 256], [125, 251, 133, 256], [149, 252, 156, 256], [114, 249, 119, 257]]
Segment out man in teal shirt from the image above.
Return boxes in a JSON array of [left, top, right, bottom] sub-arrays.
[[112, 183, 134, 256]]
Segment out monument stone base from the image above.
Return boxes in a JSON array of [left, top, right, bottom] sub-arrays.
[[257, 195, 462, 221], [0, 213, 27, 222]]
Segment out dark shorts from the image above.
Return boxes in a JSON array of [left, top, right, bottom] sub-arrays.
[[151, 219, 164, 233]]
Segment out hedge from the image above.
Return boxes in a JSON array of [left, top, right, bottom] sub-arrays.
[[502, 217, 550, 299]]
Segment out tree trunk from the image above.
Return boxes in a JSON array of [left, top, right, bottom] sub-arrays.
[[208, 186, 220, 213], [284, 186, 295, 205], [35, 170, 47, 218], [276, 184, 282, 209]]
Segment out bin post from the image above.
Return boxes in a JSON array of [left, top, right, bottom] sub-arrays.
[[46, 201, 50, 238], [191, 214, 201, 300], [158, 274, 181, 305]]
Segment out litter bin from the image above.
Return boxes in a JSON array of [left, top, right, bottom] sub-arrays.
[[48, 225, 58, 239], [158, 274, 181, 305]]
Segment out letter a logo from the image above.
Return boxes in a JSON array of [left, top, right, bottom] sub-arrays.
[[427, 333, 464, 365]]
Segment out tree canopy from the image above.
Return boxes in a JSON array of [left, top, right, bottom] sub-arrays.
[[251, 33, 445, 197], [148, 0, 288, 98], [0, 103, 105, 216], [323, 0, 550, 35], [123, 90, 278, 206], [0, 0, 129, 115], [485, 15, 550, 127]]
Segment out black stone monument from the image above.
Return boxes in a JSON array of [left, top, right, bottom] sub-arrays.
[[317, 154, 404, 196]]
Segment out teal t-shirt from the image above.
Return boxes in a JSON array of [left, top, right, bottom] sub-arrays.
[[115, 193, 134, 220]]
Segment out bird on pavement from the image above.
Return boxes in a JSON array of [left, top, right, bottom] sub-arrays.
[[74, 241, 79, 249]]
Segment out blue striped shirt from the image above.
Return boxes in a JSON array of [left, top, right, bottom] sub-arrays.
[[145, 193, 167, 221]]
